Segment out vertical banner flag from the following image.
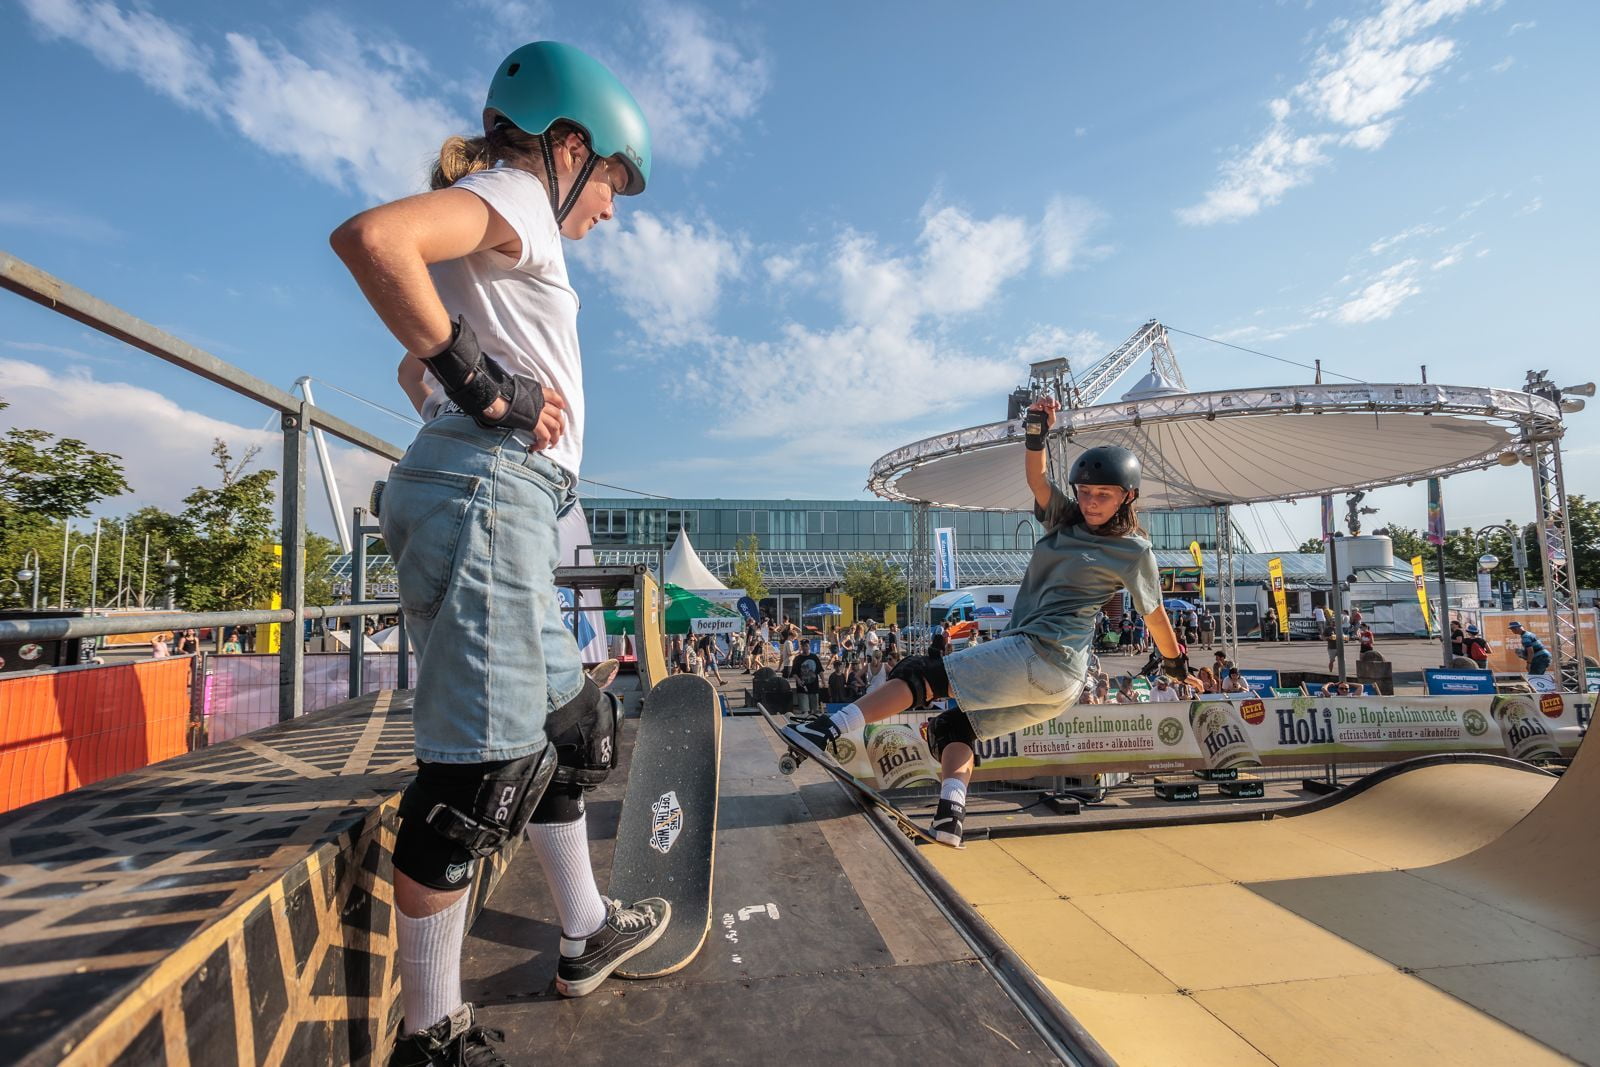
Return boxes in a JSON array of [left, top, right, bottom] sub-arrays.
[[934, 527, 958, 591], [1267, 557, 1290, 636], [1320, 495, 1335, 542], [1188, 541, 1206, 605], [1412, 555, 1433, 632], [1426, 477, 1445, 547]]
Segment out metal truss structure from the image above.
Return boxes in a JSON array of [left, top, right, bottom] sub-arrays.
[[1521, 372, 1588, 691]]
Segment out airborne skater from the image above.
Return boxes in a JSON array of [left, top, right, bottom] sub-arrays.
[[332, 42, 668, 1066], [792, 398, 1190, 846]]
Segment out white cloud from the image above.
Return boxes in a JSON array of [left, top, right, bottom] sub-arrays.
[[1490, 56, 1515, 74], [1014, 325, 1106, 367], [623, 4, 769, 168], [19, 0, 220, 108], [1181, 0, 1487, 224], [0, 200, 123, 244], [574, 212, 745, 345], [20, 0, 769, 205], [1039, 196, 1112, 275], [1332, 259, 1422, 323], [1515, 195, 1543, 216], [0, 358, 393, 538], [1430, 239, 1473, 269], [1368, 222, 1442, 254], [1507, 20, 1536, 34]]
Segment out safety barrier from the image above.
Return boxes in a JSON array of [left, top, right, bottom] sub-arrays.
[[0, 657, 192, 813], [203, 651, 417, 743], [0, 688, 502, 1067]]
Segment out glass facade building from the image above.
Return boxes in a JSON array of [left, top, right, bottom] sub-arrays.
[[580, 497, 1237, 553]]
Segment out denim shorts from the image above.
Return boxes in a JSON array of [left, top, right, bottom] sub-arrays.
[[378, 415, 583, 763], [942, 633, 1086, 740]]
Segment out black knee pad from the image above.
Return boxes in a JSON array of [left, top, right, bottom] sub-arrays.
[[887, 654, 951, 708], [927, 708, 980, 765], [394, 749, 557, 890], [529, 780, 587, 825], [545, 680, 620, 790]]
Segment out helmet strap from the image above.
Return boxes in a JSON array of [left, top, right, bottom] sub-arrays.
[[538, 134, 599, 225]]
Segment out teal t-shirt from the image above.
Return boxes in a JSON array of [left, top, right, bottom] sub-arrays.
[[1004, 484, 1162, 672]]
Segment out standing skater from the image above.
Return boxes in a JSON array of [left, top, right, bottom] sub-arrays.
[[332, 42, 667, 1066], [792, 398, 1188, 845]]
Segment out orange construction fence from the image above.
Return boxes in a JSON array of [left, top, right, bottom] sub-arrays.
[[0, 657, 193, 813]]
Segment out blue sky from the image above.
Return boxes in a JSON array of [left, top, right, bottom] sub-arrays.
[[1, 0, 1595, 551]]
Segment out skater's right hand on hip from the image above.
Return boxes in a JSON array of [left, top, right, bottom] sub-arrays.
[[486, 381, 566, 450]]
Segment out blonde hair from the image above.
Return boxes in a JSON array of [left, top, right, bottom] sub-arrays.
[[429, 120, 584, 191]]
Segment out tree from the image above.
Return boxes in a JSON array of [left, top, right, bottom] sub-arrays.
[[1296, 538, 1324, 554], [168, 441, 280, 611], [0, 398, 130, 527], [842, 554, 908, 619], [729, 535, 768, 603], [303, 531, 341, 607]]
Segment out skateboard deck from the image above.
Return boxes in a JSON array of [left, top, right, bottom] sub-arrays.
[[609, 673, 721, 978], [756, 704, 942, 848]]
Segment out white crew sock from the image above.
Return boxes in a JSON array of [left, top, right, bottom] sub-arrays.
[[526, 814, 608, 948], [940, 777, 968, 808], [396, 893, 469, 1033], [827, 703, 865, 735]]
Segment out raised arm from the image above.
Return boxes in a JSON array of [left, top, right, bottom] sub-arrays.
[[1023, 396, 1061, 512]]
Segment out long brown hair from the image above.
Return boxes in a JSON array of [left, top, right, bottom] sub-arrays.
[[429, 120, 584, 191]]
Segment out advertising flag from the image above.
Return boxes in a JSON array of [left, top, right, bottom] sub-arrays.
[[1412, 554, 1433, 632], [1267, 557, 1290, 636], [1188, 541, 1207, 605], [934, 527, 958, 591], [1320, 495, 1335, 542], [1426, 478, 1445, 547]]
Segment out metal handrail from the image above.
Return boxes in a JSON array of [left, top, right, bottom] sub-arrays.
[[1, 250, 408, 721], [0, 603, 394, 642]]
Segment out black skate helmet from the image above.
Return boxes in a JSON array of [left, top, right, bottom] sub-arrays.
[[1069, 445, 1141, 492]]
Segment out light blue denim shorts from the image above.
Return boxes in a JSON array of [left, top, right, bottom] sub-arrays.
[[942, 633, 1086, 740], [378, 414, 583, 763]]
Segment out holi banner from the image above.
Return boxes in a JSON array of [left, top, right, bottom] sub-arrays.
[[1267, 557, 1289, 636], [826, 693, 1592, 788]]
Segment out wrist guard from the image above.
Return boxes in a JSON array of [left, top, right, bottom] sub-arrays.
[[1024, 409, 1048, 451], [1160, 653, 1190, 684], [421, 317, 546, 433]]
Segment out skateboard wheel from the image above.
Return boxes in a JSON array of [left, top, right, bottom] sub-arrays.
[[778, 754, 799, 776]]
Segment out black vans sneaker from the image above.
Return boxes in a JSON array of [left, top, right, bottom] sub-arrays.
[[787, 714, 840, 754], [555, 896, 671, 997], [388, 1003, 507, 1067], [931, 797, 966, 848]]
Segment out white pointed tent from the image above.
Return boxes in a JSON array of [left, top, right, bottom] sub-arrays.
[[663, 532, 726, 590]]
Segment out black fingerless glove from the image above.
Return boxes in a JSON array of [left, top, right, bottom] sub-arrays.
[[1024, 409, 1048, 451], [421, 317, 546, 433], [1161, 653, 1190, 684]]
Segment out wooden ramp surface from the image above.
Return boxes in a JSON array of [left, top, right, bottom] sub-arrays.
[[462, 714, 1062, 1064], [929, 742, 1600, 1065]]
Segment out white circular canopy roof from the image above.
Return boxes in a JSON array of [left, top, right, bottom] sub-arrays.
[[869, 383, 1554, 511]]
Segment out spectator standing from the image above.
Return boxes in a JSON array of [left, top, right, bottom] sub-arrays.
[[1463, 625, 1491, 669], [1198, 607, 1214, 649], [151, 633, 171, 659], [1349, 606, 1364, 637], [1508, 621, 1551, 676], [827, 660, 848, 703], [1450, 619, 1465, 659], [1357, 623, 1375, 656]]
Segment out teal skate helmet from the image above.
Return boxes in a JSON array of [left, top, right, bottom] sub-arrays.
[[484, 41, 651, 221]]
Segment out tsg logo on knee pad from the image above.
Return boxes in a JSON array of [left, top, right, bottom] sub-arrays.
[[495, 784, 517, 824]]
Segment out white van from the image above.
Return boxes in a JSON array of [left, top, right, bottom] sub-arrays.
[[927, 585, 1020, 648]]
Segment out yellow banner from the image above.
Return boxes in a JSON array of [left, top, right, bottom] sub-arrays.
[[1411, 555, 1432, 633], [1267, 557, 1289, 635], [1188, 541, 1206, 605]]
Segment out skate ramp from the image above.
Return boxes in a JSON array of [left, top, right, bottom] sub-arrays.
[[929, 740, 1598, 1065]]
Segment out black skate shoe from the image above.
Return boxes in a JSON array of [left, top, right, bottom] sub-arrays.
[[787, 713, 840, 755], [388, 1003, 507, 1067], [555, 896, 671, 997], [931, 797, 966, 848]]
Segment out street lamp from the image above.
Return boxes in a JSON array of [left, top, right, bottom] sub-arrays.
[[1471, 523, 1529, 610], [18, 550, 41, 610], [65, 543, 91, 607], [0, 578, 19, 603]]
